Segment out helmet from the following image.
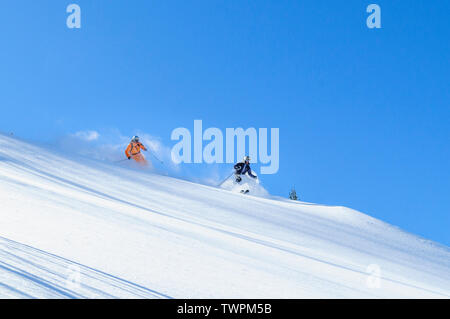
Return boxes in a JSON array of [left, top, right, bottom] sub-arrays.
[[243, 156, 251, 162], [132, 135, 140, 142]]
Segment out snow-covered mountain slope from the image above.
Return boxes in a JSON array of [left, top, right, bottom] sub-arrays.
[[0, 134, 449, 298]]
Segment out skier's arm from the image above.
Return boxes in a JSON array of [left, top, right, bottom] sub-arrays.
[[247, 168, 257, 179], [125, 144, 132, 158], [242, 164, 257, 178], [234, 163, 244, 174], [139, 143, 147, 151]]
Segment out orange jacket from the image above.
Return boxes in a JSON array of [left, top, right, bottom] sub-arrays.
[[125, 142, 147, 158]]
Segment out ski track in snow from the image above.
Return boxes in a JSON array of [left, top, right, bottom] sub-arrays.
[[0, 236, 171, 299], [0, 134, 449, 298]]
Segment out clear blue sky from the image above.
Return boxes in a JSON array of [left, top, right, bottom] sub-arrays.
[[0, 1, 449, 245]]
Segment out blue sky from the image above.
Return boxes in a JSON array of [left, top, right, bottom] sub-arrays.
[[0, 1, 449, 245]]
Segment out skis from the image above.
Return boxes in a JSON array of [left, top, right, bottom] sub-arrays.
[[240, 189, 250, 194]]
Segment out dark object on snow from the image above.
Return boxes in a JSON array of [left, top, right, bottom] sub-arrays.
[[289, 188, 298, 201]]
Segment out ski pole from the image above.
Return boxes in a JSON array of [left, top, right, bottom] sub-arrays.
[[149, 151, 164, 165], [217, 171, 235, 187]]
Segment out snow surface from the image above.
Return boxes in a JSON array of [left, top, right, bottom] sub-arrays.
[[0, 134, 449, 298]]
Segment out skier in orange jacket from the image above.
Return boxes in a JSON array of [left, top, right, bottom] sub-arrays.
[[125, 136, 148, 166]]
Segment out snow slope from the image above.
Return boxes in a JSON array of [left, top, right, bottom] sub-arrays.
[[0, 134, 449, 298]]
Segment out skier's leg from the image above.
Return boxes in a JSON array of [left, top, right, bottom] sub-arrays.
[[235, 174, 242, 183], [133, 153, 149, 167]]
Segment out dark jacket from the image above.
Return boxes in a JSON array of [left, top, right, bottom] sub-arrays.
[[234, 162, 257, 178]]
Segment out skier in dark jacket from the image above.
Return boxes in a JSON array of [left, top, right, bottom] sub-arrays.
[[234, 156, 257, 183]]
